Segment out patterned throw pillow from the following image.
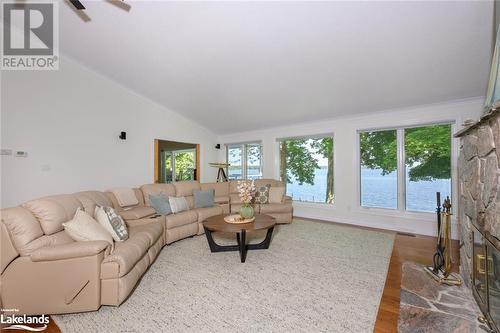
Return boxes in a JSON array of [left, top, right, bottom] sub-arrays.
[[253, 184, 271, 204], [94, 205, 129, 241]]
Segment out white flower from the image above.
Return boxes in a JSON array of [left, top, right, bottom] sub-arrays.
[[237, 180, 255, 204]]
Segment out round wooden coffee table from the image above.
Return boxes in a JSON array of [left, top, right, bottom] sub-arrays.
[[203, 214, 276, 263]]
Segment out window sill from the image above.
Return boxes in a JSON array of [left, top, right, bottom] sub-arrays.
[[292, 201, 336, 209], [354, 206, 457, 223]]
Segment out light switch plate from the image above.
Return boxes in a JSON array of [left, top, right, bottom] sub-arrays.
[[15, 151, 28, 157]]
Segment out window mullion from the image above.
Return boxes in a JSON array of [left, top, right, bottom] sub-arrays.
[[397, 128, 406, 212], [242, 144, 247, 179]]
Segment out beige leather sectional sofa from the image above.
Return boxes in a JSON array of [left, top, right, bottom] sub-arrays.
[[0, 179, 292, 315]]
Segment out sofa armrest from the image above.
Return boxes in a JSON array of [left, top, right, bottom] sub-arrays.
[[30, 240, 110, 262], [119, 206, 156, 220]]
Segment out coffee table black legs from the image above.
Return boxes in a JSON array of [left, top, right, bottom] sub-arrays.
[[203, 227, 274, 263]]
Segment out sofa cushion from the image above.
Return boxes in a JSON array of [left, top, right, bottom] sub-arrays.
[[128, 222, 163, 247], [149, 193, 172, 215], [140, 184, 176, 206], [119, 206, 156, 220], [259, 202, 293, 214], [193, 189, 215, 208], [22, 194, 83, 235], [255, 179, 284, 188], [74, 191, 112, 217], [200, 182, 229, 197], [105, 189, 144, 212], [63, 208, 114, 246], [1, 207, 43, 252], [165, 210, 197, 229], [174, 181, 201, 197], [214, 196, 230, 204], [101, 231, 151, 278], [195, 206, 223, 223], [229, 193, 241, 204], [109, 188, 139, 207], [20, 231, 74, 256]]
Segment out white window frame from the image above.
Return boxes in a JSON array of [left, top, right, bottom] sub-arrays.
[[276, 133, 335, 204], [357, 121, 456, 215], [225, 141, 263, 180]]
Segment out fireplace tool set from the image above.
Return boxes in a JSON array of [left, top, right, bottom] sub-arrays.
[[424, 192, 462, 285]]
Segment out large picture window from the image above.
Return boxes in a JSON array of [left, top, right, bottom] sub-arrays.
[[359, 123, 452, 212], [226, 142, 262, 180], [279, 136, 334, 204], [404, 124, 452, 212], [360, 130, 398, 209]]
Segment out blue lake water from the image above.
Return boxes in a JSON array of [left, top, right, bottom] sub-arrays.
[[287, 167, 451, 212]]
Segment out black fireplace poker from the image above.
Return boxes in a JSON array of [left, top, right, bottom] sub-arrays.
[[432, 192, 444, 274]]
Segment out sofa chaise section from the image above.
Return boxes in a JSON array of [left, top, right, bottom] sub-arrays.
[[0, 195, 108, 315]]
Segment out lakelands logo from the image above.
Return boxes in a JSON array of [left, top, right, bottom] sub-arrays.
[[1, 310, 49, 331], [1, 1, 59, 70]]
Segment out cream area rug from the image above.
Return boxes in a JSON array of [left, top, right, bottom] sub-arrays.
[[53, 219, 395, 333]]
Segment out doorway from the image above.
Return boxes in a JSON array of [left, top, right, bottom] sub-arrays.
[[154, 139, 200, 183]]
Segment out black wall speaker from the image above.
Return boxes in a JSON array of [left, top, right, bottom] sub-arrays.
[[215, 144, 221, 149], [119, 131, 127, 140]]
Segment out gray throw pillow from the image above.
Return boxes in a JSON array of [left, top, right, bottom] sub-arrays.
[[149, 193, 172, 215], [193, 189, 215, 208]]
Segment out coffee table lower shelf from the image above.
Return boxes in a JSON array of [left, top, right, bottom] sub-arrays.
[[203, 226, 274, 263]]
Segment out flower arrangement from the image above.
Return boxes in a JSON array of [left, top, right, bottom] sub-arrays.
[[237, 180, 255, 206]]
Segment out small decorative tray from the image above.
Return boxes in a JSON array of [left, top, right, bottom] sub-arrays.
[[224, 214, 255, 224]]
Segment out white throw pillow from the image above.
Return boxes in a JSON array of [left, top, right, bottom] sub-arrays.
[[63, 208, 114, 246], [94, 205, 129, 241], [169, 196, 189, 214], [269, 187, 286, 204]]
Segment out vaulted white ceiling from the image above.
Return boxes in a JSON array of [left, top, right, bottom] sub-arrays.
[[59, 1, 493, 133]]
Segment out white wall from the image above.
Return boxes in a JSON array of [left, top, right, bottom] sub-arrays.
[[0, 57, 219, 208], [218, 99, 484, 238]]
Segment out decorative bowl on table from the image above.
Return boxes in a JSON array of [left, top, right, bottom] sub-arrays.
[[223, 214, 255, 224]]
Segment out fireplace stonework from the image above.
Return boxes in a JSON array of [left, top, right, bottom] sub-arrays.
[[457, 109, 500, 287], [456, 109, 500, 331]]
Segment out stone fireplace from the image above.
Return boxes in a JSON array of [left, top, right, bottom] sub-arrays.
[[456, 108, 500, 332]]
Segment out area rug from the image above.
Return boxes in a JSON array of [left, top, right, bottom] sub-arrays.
[[53, 219, 394, 333], [398, 262, 489, 333]]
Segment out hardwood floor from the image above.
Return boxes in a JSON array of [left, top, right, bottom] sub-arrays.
[[374, 232, 460, 333], [28, 222, 460, 333]]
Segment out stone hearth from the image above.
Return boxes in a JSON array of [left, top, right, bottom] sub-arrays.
[[398, 262, 488, 333]]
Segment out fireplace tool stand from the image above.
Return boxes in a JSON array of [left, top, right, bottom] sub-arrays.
[[424, 192, 462, 286]]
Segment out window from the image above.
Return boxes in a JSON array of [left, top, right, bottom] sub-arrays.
[[226, 143, 262, 180], [359, 123, 452, 212], [405, 124, 452, 212], [279, 136, 334, 204], [360, 130, 398, 209]]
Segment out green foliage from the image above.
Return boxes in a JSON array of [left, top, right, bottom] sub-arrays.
[[404, 125, 451, 181], [280, 137, 334, 203], [359, 124, 451, 181], [280, 139, 319, 185], [360, 130, 398, 175], [174, 151, 195, 181]]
